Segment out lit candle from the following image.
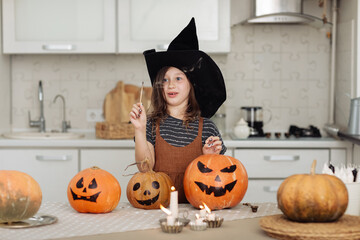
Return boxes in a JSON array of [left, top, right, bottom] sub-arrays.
[[195, 214, 203, 225], [203, 203, 216, 221], [199, 205, 206, 218], [169, 186, 178, 218], [160, 204, 175, 226]]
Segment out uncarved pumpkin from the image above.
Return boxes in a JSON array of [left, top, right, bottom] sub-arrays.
[[0, 170, 42, 223], [127, 167, 173, 209], [67, 166, 121, 213], [277, 160, 348, 222], [184, 154, 248, 210]]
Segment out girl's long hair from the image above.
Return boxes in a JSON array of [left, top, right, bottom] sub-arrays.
[[148, 66, 201, 127]]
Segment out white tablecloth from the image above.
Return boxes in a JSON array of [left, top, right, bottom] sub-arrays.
[[0, 202, 281, 240]]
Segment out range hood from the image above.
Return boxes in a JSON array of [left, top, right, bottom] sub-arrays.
[[242, 0, 332, 28]]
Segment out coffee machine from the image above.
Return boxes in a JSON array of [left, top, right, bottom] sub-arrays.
[[240, 106, 269, 137]]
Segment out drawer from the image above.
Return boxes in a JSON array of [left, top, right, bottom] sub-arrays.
[[234, 149, 329, 178], [0, 149, 78, 202], [242, 179, 283, 203]]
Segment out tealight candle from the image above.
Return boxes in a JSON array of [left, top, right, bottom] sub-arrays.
[[170, 186, 178, 218], [207, 212, 216, 221], [195, 214, 203, 225], [203, 202, 216, 221], [199, 205, 206, 218]]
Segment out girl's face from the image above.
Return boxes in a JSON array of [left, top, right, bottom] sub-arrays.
[[162, 67, 191, 107]]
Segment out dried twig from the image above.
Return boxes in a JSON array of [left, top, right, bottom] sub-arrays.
[[242, 203, 259, 213]]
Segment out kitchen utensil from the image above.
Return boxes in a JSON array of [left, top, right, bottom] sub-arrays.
[[240, 106, 272, 137], [234, 118, 250, 139], [0, 215, 57, 229], [347, 97, 360, 135]]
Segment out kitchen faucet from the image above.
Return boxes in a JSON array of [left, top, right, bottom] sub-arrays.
[[53, 94, 71, 132], [29, 80, 46, 132]]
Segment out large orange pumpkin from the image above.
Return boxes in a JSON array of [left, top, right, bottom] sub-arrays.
[[277, 160, 348, 222], [127, 168, 173, 209], [184, 154, 248, 210], [0, 170, 42, 223], [67, 166, 121, 213]]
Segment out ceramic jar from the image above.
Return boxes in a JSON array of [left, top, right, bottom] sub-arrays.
[[234, 118, 250, 139]]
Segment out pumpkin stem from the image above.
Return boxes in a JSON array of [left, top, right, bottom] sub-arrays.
[[141, 157, 154, 173], [310, 160, 317, 175], [123, 157, 153, 173]]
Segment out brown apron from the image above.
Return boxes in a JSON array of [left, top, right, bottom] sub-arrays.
[[154, 118, 203, 203]]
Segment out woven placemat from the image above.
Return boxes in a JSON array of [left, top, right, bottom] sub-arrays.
[[260, 214, 360, 240]]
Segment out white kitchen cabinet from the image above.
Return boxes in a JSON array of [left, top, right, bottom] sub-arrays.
[[2, 0, 116, 54], [0, 149, 78, 202], [236, 148, 346, 203], [117, 0, 230, 53], [80, 149, 136, 202]]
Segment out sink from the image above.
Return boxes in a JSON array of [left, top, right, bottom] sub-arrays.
[[2, 132, 84, 140]]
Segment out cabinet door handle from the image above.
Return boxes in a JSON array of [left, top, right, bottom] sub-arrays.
[[42, 44, 75, 51], [263, 186, 279, 192], [156, 44, 169, 50], [36, 155, 72, 161], [264, 155, 300, 161]]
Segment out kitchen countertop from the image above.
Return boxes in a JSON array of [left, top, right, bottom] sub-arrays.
[[0, 132, 351, 148], [338, 131, 360, 146]]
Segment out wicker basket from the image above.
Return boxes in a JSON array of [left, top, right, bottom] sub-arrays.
[[96, 122, 135, 139]]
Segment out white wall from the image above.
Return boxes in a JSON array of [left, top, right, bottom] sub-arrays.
[[335, 0, 358, 130], [8, 0, 333, 135], [0, 0, 11, 132]]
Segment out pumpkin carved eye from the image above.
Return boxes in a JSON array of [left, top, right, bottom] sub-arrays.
[[76, 177, 84, 188], [133, 182, 140, 191], [220, 165, 237, 173], [197, 161, 213, 173], [89, 178, 98, 189], [152, 181, 160, 189]]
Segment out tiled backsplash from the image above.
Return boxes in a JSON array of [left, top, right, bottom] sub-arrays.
[[11, 23, 331, 134]]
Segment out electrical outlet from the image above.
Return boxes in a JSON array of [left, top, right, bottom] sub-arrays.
[[86, 109, 104, 122]]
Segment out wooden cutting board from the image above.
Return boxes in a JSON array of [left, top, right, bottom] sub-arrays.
[[103, 81, 152, 123]]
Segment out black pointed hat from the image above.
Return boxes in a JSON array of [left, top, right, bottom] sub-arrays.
[[143, 18, 226, 118]]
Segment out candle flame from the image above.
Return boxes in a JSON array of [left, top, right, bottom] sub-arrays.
[[159, 204, 172, 215], [203, 202, 211, 213], [171, 186, 176, 191], [199, 205, 204, 210]]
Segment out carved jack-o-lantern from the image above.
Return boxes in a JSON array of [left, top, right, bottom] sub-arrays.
[[67, 166, 121, 213], [184, 154, 248, 210], [126, 169, 173, 209]]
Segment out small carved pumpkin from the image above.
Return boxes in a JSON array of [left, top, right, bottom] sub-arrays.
[[67, 166, 121, 213], [0, 170, 42, 223], [277, 160, 348, 222], [184, 154, 248, 210], [126, 166, 173, 209]]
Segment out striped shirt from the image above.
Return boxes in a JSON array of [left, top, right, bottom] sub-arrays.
[[146, 115, 227, 154]]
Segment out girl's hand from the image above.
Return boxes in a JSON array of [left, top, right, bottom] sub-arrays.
[[203, 136, 222, 155], [130, 103, 146, 130]]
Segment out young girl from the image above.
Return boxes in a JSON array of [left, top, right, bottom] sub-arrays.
[[129, 18, 227, 203]]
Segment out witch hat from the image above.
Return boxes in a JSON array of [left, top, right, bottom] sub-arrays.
[[143, 18, 226, 118]]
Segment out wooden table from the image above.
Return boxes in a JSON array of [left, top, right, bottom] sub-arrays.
[[59, 217, 273, 240]]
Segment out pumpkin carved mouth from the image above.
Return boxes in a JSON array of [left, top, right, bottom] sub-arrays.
[[70, 188, 101, 203], [195, 180, 237, 197], [136, 193, 160, 206]]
